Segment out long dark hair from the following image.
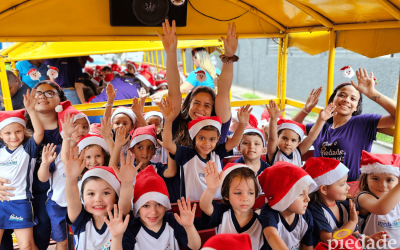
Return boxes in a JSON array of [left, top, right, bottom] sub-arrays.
[[326, 82, 363, 124], [174, 86, 217, 146], [25, 81, 67, 130]]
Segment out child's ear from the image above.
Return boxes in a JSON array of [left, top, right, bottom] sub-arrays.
[[320, 185, 328, 195], [262, 147, 267, 154]]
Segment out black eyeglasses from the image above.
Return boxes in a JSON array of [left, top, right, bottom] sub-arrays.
[[35, 90, 59, 98]]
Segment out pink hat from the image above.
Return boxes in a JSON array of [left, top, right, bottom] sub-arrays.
[[136, 70, 156, 88], [0, 110, 26, 131], [221, 163, 256, 184], [79, 166, 121, 197], [277, 119, 306, 140], [55, 101, 90, 136], [243, 126, 266, 147], [258, 162, 316, 212], [77, 134, 109, 154], [302, 157, 349, 193], [144, 111, 163, 121], [129, 124, 157, 148], [202, 234, 252, 250], [133, 165, 171, 216], [314, 235, 362, 250], [188, 116, 222, 139], [360, 150, 400, 177], [111, 107, 136, 125]]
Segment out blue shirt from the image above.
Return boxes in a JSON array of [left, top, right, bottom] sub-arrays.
[[54, 58, 84, 88], [16, 60, 48, 88], [186, 67, 221, 89], [235, 156, 270, 176]]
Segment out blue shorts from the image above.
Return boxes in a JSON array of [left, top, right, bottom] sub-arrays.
[[0, 199, 37, 229], [63, 88, 81, 105], [46, 199, 68, 242]]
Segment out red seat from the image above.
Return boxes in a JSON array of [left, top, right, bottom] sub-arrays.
[[169, 199, 223, 218], [199, 229, 216, 246]]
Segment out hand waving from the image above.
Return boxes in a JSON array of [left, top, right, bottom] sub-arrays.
[[131, 97, 142, 116], [221, 23, 238, 57], [237, 104, 252, 125], [157, 97, 176, 122], [150, 91, 165, 104], [105, 204, 130, 238], [64, 147, 86, 179], [106, 83, 117, 101], [174, 197, 196, 228], [137, 87, 149, 100], [304, 87, 322, 113], [97, 117, 113, 139], [23, 88, 38, 112], [61, 113, 79, 137], [157, 19, 177, 54], [205, 161, 223, 191], [351, 68, 377, 97], [112, 151, 140, 183], [266, 100, 284, 119], [114, 127, 130, 148], [319, 103, 336, 122], [42, 143, 57, 165]]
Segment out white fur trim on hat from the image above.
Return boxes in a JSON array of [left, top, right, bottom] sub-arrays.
[[144, 111, 163, 121], [136, 74, 152, 88], [360, 163, 400, 177], [277, 123, 304, 140], [222, 164, 255, 184], [78, 137, 109, 154], [0, 117, 26, 131], [79, 168, 121, 198], [231, 110, 239, 122], [269, 175, 316, 212], [189, 119, 221, 139], [311, 163, 349, 193], [133, 191, 171, 216], [244, 127, 266, 147], [73, 113, 90, 126], [111, 108, 137, 125], [130, 134, 157, 148]]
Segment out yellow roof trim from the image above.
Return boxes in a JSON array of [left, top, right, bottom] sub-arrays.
[[373, 0, 400, 21], [284, 0, 334, 28]]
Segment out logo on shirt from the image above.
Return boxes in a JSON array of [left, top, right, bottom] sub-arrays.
[[320, 141, 346, 162], [9, 214, 23, 222], [199, 173, 205, 178], [378, 218, 400, 229], [100, 239, 112, 250], [290, 243, 299, 250], [164, 244, 171, 250], [0, 156, 18, 167]]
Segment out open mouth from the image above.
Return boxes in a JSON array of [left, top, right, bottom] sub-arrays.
[[147, 216, 158, 222], [194, 112, 204, 117], [92, 205, 106, 210]]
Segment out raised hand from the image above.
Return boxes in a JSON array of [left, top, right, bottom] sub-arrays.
[[348, 199, 359, 223], [97, 117, 113, 139], [106, 83, 117, 101], [105, 204, 130, 238], [64, 147, 86, 179], [157, 19, 177, 54], [137, 87, 149, 99], [237, 104, 252, 125], [112, 151, 140, 183], [157, 97, 176, 122], [205, 161, 223, 191], [61, 113, 79, 137], [114, 127, 130, 147], [266, 100, 284, 119], [221, 23, 238, 57], [23, 88, 38, 112], [150, 91, 165, 104], [42, 143, 57, 165], [351, 68, 377, 98], [131, 97, 142, 116], [319, 103, 336, 122], [304, 87, 322, 113], [174, 197, 196, 228]]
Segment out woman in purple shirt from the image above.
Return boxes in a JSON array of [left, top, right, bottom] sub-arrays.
[[293, 68, 396, 181]]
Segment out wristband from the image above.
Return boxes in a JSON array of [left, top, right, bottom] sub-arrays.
[[302, 107, 310, 114], [106, 103, 113, 107], [66, 137, 72, 141], [219, 54, 239, 64]]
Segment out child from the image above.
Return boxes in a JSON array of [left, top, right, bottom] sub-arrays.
[[229, 110, 258, 155], [144, 111, 167, 163], [159, 97, 252, 201], [106, 165, 201, 250], [0, 89, 44, 249], [258, 162, 317, 250], [356, 150, 400, 248], [64, 147, 137, 250], [235, 126, 269, 176], [266, 100, 336, 166], [302, 157, 359, 244], [77, 133, 111, 172], [200, 161, 264, 250]]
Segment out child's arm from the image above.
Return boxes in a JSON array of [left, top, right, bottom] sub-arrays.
[[137, 87, 149, 115], [60, 113, 81, 163], [105, 204, 130, 250], [97, 117, 115, 154], [358, 180, 400, 215], [292, 87, 322, 125], [299, 103, 336, 155], [104, 83, 117, 120], [157, 97, 177, 155], [112, 152, 139, 216], [200, 161, 224, 216], [225, 105, 252, 152], [266, 100, 284, 161], [38, 143, 57, 183], [155, 144, 176, 178], [131, 97, 147, 128], [108, 127, 130, 168], [65, 147, 86, 223], [263, 227, 289, 250], [174, 197, 201, 250], [24, 89, 44, 145]]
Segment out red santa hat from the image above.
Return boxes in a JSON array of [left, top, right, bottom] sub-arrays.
[[77, 134, 109, 154], [126, 61, 138, 73], [139, 63, 150, 71], [0, 110, 26, 131], [202, 234, 252, 250], [314, 235, 362, 250], [243, 126, 266, 147], [277, 119, 306, 140], [188, 116, 222, 139], [157, 70, 166, 78], [133, 165, 171, 216], [111, 107, 137, 125], [55, 101, 90, 136], [111, 63, 120, 72], [103, 73, 114, 83], [136, 70, 156, 88], [144, 111, 163, 121], [221, 163, 257, 186], [259, 109, 283, 127], [155, 80, 168, 89], [360, 150, 400, 177], [302, 157, 349, 193], [129, 124, 157, 148], [84, 67, 94, 77], [231, 109, 258, 128], [258, 161, 317, 212], [79, 166, 121, 198]]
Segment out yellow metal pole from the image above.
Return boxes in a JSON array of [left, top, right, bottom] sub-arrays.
[[326, 30, 336, 105], [161, 51, 165, 70], [393, 65, 400, 154], [146, 51, 150, 63], [182, 49, 187, 76], [0, 60, 13, 111], [280, 35, 289, 118], [276, 38, 283, 100], [143, 51, 147, 63], [155, 51, 159, 72], [10, 61, 18, 77], [151, 51, 154, 67]]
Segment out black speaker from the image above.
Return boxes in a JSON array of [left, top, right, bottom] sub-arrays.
[[109, 0, 187, 27]]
